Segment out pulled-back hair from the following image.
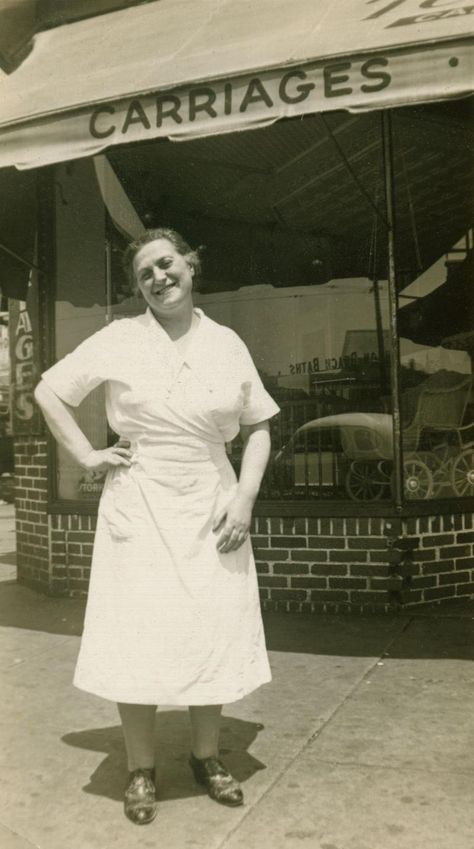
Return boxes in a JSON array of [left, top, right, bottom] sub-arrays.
[[123, 228, 203, 292]]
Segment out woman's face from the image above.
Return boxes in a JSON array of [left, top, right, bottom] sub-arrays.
[[133, 238, 194, 316]]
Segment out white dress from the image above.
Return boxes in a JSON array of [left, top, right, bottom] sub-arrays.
[[42, 308, 280, 705]]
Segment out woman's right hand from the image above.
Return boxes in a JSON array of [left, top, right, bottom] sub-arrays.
[[80, 440, 133, 473]]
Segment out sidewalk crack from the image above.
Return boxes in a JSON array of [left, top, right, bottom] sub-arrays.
[[310, 756, 474, 777], [2, 634, 76, 674], [0, 819, 40, 849], [217, 617, 411, 848]]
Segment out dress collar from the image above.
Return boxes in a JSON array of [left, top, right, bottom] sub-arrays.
[[143, 306, 205, 365]]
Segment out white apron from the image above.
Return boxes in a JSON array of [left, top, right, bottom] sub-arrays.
[[42, 308, 279, 704]]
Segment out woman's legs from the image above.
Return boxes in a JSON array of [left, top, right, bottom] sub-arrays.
[[188, 704, 243, 806], [188, 704, 223, 759], [117, 702, 241, 809], [117, 702, 157, 771], [117, 702, 222, 767]]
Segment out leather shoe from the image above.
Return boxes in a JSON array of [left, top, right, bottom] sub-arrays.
[[124, 767, 157, 825], [189, 753, 243, 806]]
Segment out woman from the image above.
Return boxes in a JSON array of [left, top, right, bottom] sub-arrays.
[[34, 228, 279, 825]]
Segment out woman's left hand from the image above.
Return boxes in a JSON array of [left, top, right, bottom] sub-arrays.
[[213, 492, 253, 553]]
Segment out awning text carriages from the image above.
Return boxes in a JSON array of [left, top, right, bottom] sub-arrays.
[[0, 0, 473, 170]]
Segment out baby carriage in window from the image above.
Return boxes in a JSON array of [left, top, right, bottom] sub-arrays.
[[304, 371, 473, 501]]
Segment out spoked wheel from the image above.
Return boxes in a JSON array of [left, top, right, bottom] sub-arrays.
[[403, 458, 434, 500], [451, 449, 474, 497], [424, 451, 446, 498], [345, 461, 386, 501]]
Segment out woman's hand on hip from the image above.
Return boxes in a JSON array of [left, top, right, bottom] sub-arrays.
[[213, 492, 253, 553], [80, 439, 133, 473]]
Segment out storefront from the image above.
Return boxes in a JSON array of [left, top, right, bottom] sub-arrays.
[[0, 0, 473, 609]]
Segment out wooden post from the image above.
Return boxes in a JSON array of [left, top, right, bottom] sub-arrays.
[[382, 110, 403, 510]]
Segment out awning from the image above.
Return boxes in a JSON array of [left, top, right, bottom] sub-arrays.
[[0, 0, 473, 170]]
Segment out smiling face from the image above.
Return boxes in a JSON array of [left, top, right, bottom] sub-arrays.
[[132, 238, 194, 317]]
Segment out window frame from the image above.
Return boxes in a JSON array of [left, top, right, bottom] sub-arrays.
[[38, 141, 472, 518]]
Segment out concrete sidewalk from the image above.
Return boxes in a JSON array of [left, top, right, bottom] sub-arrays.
[[0, 504, 473, 849]]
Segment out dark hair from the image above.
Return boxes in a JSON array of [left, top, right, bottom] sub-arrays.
[[122, 227, 203, 292]]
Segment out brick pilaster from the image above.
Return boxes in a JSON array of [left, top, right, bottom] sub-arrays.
[[14, 437, 50, 591]]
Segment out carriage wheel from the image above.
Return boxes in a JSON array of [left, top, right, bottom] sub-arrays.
[[451, 449, 474, 497], [345, 462, 385, 501], [403, 458, 434, 500], [424, 452, 446, 497]]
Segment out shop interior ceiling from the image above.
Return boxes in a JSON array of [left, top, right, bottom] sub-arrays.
[[109, 100, 473, 294]]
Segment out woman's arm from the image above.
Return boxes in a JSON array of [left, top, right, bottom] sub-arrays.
[[237, 420, 271, 503], [213, 420, 271, 553], [34, 380, 132, 472]]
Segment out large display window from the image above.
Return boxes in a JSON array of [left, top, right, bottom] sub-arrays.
[[397, 242, 473, 502], [195, 282, 391, 502], [50, 100, 473, 511]]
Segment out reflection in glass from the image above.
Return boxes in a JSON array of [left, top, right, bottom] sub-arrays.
[[398, 244, 473, 500], [196, 280, 393, 501], [50, 100, 473, 506]]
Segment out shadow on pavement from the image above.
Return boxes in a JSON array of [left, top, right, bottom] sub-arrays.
[[0, 582, 473, 661], [0, 581, 85, 636], [62, 711, 266, 803], [263, 610, 474, 661]]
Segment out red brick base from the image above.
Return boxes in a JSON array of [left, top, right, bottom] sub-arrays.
[[14, 437, 50, 592], [254, 514, 474, 613], [14, 438, 474, 610]]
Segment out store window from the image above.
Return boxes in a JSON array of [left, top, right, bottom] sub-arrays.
[[51, 101, 473, 509], [394, 99, 473, 503], [52, 158, 141, 503], [53, 159, 109, 501], [398, 242, 474, 501], [195, 281, 392, 502]]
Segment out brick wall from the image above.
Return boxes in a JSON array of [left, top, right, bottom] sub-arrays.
[[13, 438, 474, 610], [14, 437, 50, 592], [253, 513, 474, 613], [49, 513, 96, 597], [402, 513, 474, 606], [14, 437, 98, 596]]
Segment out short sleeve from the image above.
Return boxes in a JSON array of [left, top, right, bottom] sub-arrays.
[[229, 333, 280, 426], [41, 326, 113, 407]]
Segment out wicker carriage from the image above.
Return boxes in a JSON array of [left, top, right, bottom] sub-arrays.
[[301, 372, 473, 501]]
